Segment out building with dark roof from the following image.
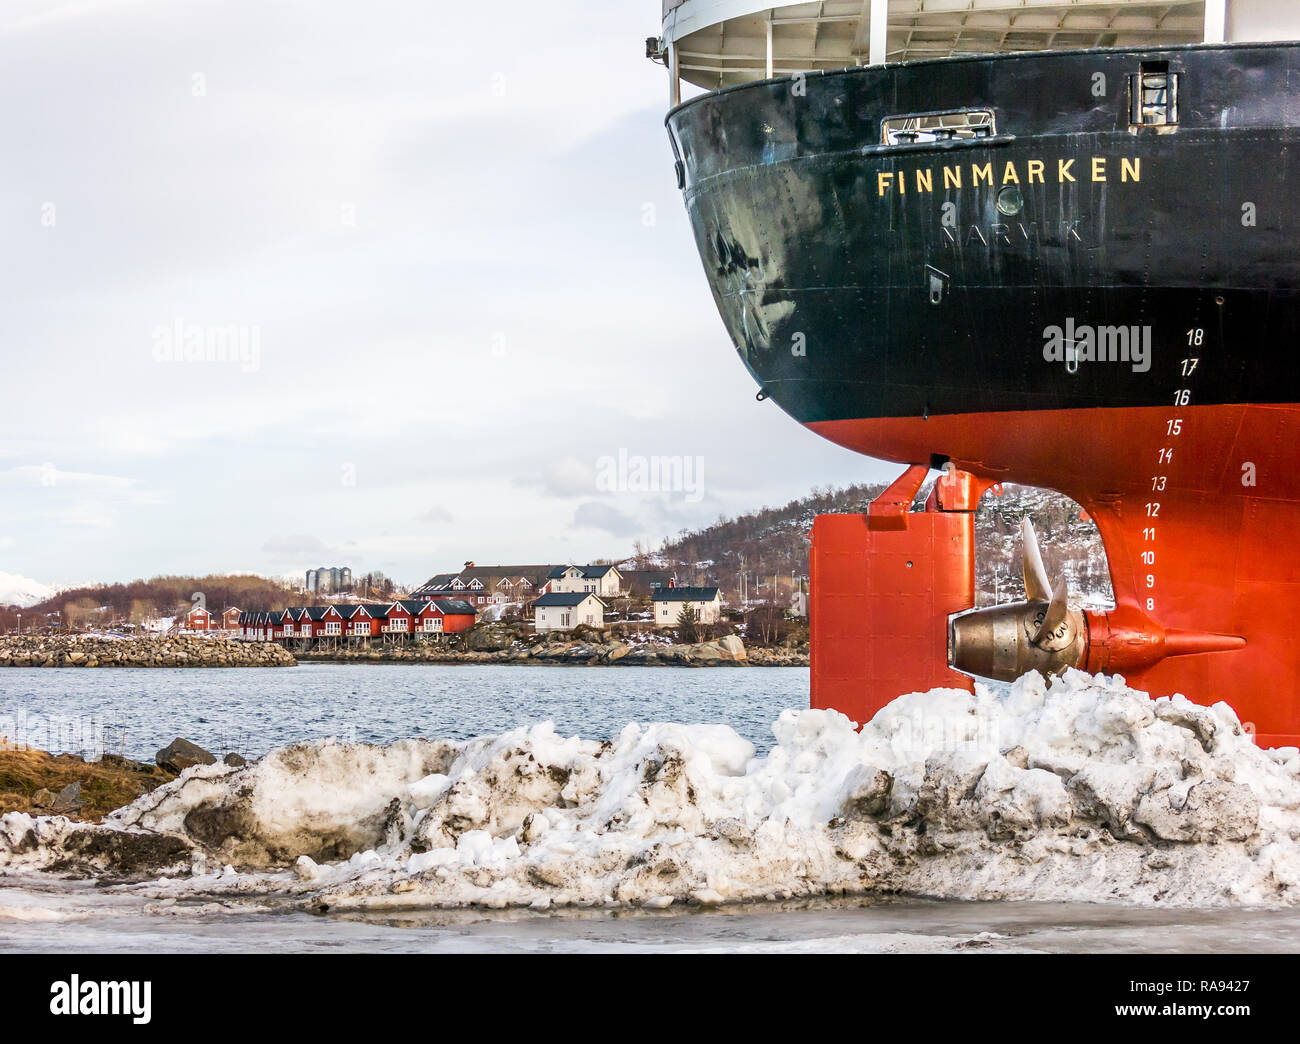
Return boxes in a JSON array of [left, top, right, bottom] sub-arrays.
[[652, 585, 723, 626], [533, 591, 606, 632], [411, 565, 563, 606], [546, 564, 623, 598]]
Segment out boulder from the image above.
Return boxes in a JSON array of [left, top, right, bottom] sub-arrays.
[[156, 737, 216, 774], [223, 752, 248, 768], [717, 634, 747, 660]]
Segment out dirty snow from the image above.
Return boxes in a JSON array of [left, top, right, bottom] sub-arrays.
[[2, 670, 1299, 911]]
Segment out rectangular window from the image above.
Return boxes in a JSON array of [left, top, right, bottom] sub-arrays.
[[882, 109, 994, 146], [326, 622, 341, 635], [1130, 62, 1178, 126]]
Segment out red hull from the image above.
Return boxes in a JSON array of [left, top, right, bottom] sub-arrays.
[[809, 404, 1300, 748]]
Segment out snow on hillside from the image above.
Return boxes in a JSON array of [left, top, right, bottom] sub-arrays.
[[651, 481, 1114, 605], [0, 572, 56, 608]]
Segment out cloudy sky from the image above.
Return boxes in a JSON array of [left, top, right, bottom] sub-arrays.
[[0, 0, 892, 591]]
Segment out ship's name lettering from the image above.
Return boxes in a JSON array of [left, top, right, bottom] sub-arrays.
[[876, 157, 1141, 197]]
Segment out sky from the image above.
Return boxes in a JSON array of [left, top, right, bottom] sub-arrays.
[[0, 0, 894, 592]]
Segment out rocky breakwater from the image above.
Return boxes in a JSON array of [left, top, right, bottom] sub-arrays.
[[742, 646, 809, 667], [0, 635, 296, 668], [302, 632, 754, 666], [531, 633, 749, 666]]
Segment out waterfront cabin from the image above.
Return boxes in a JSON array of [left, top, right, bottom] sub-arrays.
[[221, 607, 241, 631], [337, 604, 390, 638], [281, 607, 305, 638], [363, 604, 393, 635], [184, 605, 213, 631], [405, 598, 477, 635], [533, 592, 606, 632], [338, 604, 371, 638], [303, 605, 343, 638], [432, 598, 477, 632], [652, 586, 722, 627], [411, 599, 444, 634], [268, 610, 285, 641], [384, 600, 426, 635]]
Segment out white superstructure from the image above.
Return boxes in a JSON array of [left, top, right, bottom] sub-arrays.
[[655, 1, 1300, 99]]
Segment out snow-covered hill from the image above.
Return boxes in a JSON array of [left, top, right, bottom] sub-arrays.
[[0, 572, 56, 608], [650, 481, 1112, 605]]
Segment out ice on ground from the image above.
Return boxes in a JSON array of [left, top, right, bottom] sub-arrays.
[[2, 670, 1299, 909]]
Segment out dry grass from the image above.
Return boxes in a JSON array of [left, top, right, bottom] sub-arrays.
[[0, 748, 176, 821]]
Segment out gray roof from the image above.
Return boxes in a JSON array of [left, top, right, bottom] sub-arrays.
[[413, 565, 564, 596], [416, 573, 459, 591], [546, 564, 619, 580], [533, 592, 605, 608], [652, 586, 720, 602], [431, 598, 476, 615]]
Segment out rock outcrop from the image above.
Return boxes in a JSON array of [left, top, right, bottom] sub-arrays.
[[155, 738, 217, 774]]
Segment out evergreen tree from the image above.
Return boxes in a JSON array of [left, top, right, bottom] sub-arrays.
[[675, 600, 698, 644]]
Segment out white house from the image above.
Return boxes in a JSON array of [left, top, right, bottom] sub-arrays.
[[652, 586, 722, 627], [546, 564, 623, 598], [533, 591, 606, 632]]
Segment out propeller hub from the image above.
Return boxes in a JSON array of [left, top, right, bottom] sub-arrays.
[[950, 601, 1088, 681]]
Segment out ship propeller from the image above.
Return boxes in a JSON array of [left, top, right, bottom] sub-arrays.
[[1019, 518, 1081, 654], [1020, 516, 1053, 602], [948, 518, 1090, 682]]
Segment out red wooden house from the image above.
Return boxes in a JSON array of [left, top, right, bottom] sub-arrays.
[[430, 598, 476, 633], [384, 600, 420, 635], [407, 600, 443, 635], [184, 605, 213, 631], [360, 604, 392, 636], [304, 605, 344, 638], [222, 607, 241, 631], [287, 607, 311, 638], [385, 599, 475, 635], [340, 604, 386, 638]]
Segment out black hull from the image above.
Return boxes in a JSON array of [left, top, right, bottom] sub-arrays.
[[667, 44, 1300, 423]]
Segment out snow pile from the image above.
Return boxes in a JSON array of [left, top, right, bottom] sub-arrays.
[[2, 670, 1299, 909]]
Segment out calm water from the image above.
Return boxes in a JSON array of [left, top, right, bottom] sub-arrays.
[[0, 663, 809, 761]]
